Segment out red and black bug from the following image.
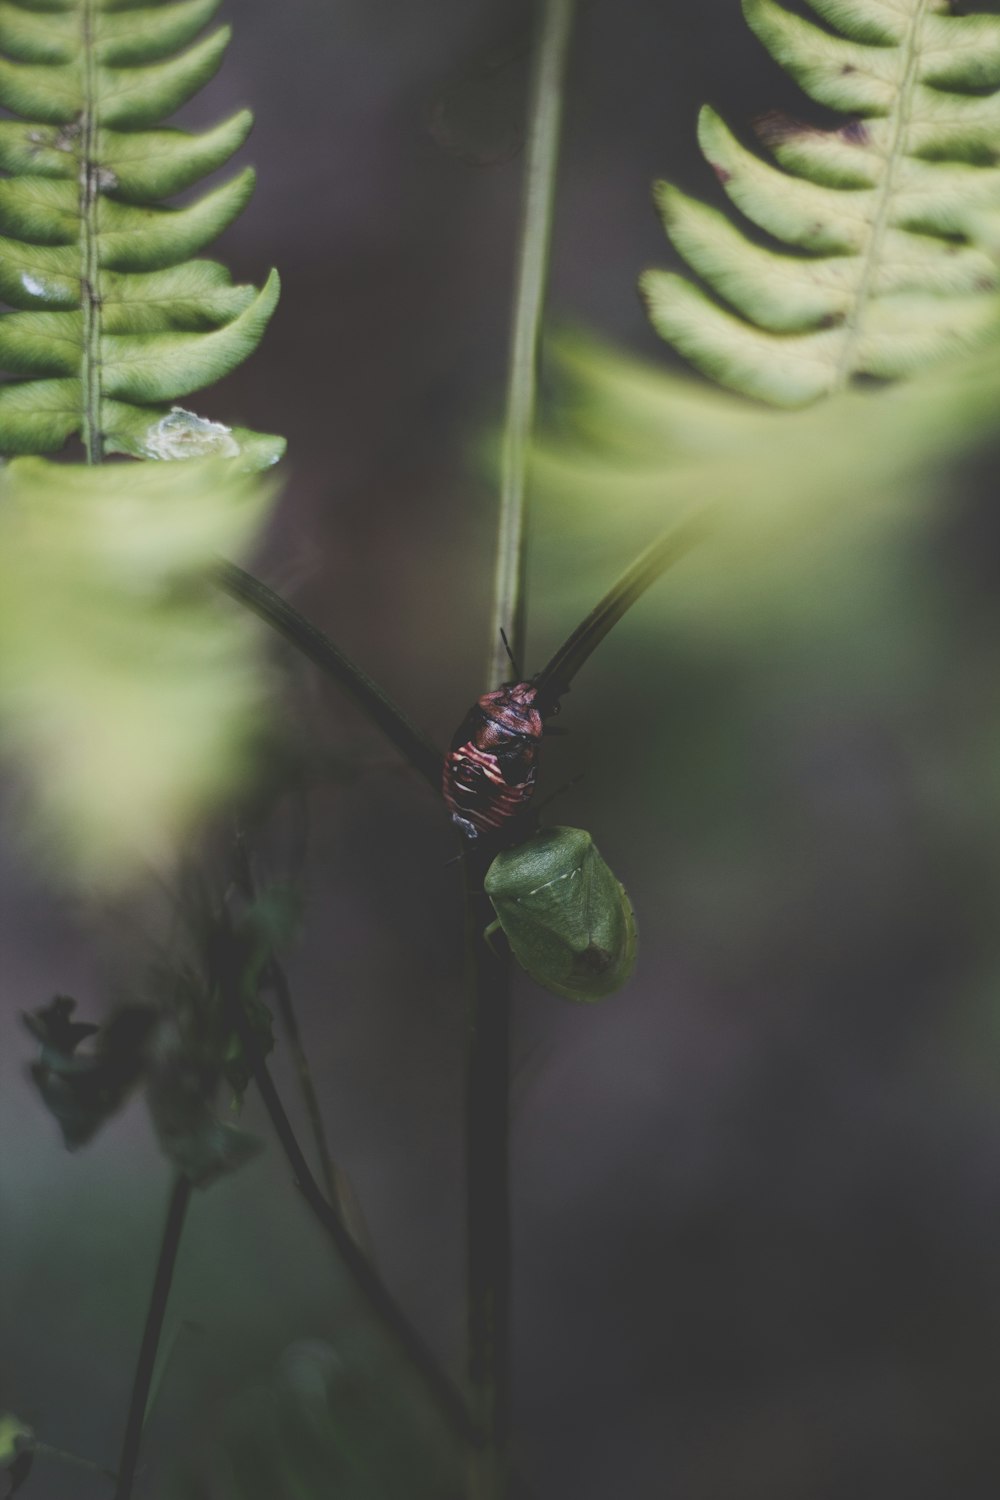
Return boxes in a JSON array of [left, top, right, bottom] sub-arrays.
[[443, 680, 544, 840]]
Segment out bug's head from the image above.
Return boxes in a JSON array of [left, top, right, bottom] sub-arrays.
[[478, 681, 543, 740]]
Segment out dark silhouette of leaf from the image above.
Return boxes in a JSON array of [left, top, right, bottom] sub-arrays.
[[23, 997, 155, 1149]]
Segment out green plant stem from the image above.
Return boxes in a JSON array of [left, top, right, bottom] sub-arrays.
[[469, 5, 576, 1497], [488, 0, 576, 689], [217, 560, 442, 791], [113, 1172, 192, 1500], [79, 0, 103, 465], [214, 922, 481, 1451], [534, 509, 711, 713]]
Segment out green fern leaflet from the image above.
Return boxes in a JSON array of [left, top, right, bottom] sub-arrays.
[[643, 0, 1000, 406], [0, 0, 282, 465]]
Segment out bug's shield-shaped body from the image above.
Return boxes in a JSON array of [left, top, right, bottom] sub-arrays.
[[442, 681, 543, 839], [484, 825, 637, 1002]]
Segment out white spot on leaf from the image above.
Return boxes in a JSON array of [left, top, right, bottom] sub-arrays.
[[144, 407, 240, 461]]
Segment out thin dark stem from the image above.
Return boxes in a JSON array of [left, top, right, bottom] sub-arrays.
[[217, 560, 443, 792], [113, 1173, 192, 1500], [265, 958, 374, 1252], [534, 510, 710, 713], [463, 845, 512, 1497], [213, 923, 481, 1451], [231, 827, 374, 1254], [35, 1443, 116, 1482], [470, 5, 575, 1495]]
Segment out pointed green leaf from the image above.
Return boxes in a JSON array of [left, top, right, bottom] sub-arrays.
[[99, 25, 231, 128], [101, 269, 280, 401], [0, 308, 81, 374], [101, 110, 254, 201], [0, 377, 81, 452], [97, 0, 223, 69], [98, 169, 257, 270], [0, 236, 79, 308]]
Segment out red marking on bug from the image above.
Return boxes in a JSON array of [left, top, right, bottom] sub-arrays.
[[442, 681, 544, 839]]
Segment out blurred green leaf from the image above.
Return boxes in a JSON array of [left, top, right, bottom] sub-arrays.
[[172, 1339, 465, 1500], [0, 1412, 35, 1498], [144, 955, 263, 1187], [531, 329, 1000, 643], [0, 456, 277, 889]]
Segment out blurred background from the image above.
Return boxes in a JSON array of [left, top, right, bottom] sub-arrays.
[[5, 0, 1000, 1496]]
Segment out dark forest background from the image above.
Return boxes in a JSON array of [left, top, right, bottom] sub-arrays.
[[5, 2, 1000, 1497]]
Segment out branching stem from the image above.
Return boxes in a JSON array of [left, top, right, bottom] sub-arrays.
[[112, 1173, 192, 1500], [213, 922, 481, 1451], [231, 826, 373, 1253], [216, 560, 442, 790], [535, 510, 711, 712]]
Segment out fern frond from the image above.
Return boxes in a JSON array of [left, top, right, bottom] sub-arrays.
[[0, 0, 282, 465], [643, 0, 1000, 406]]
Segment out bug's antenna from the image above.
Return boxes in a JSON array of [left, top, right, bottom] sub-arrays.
[[499, 627, 521, 680]]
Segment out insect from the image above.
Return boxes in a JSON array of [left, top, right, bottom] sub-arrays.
[[442, 679, 544, 839], [484, 825, 637, 1002]]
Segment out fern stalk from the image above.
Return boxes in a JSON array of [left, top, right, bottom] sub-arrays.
[[80, 0, 101, 461], [488, 0, 575, 687], [470, 5, 575, 1497]]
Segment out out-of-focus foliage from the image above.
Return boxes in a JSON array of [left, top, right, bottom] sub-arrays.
[[0, 1411, 35, 1497], [0, 0, 282, 463], [0, 455, 277, 888], [172, 1338, 465, 1500], [485, 825, 637, 1002], [643, 0, 1000, 405], [24, 993, 154, 1148], [22, 891, 297, 1183], [531, 331, 1000, 640]]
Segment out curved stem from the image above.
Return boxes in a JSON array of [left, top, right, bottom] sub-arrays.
[[217, 560, 443, 791], [534, 509, 711, 713], [213, 921, 480, 1451], [488, 0, 576, 689], [35, 1443, 116, 1483], [231, 826, 373, 1254], [113, 1173, 192, 1500]]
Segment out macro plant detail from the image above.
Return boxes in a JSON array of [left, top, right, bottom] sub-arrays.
[[0, 0, 281, 464], [643, 0, 1000, 405], [6, 0, 1000, 1497]]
